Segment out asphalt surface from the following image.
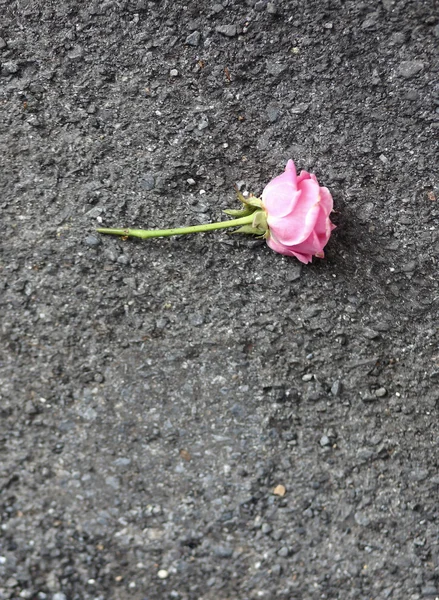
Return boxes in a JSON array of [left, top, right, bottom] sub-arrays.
[[1, 1, 438, 599]]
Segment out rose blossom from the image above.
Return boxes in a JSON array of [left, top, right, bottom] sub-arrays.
[[262, 159, 335, 264]]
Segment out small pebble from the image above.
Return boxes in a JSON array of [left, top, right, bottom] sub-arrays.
[[362, 393, 377, 403], [267, 62, 287, 77], [273, 484, 286, 497], [290, 103, 309, 114], [157, 569, 169, 579], [302, 373, 313, 382], [356, 448, 374, 463], [266, 104, 280, 123], [267, 2, 278, 14], [254, 0, 267, 11], [169, 69, 178, 77], [85, 235, 101, 247], [375, 387, 387, 397], [402, 260, 416, 272], [320, 435, 331, 447], [113, 457, 131, 467], [213, 545, 233, 558], [405, 90, 419, 101], [363, 329, 380, 340], [397, 61, 424, 79], [331, 380, 342, 396], [286, 265, 302, 281], [213, 544, 233, 558], [189, 313, 204, 326], [421, 586, 437, 597], [117, 255, 130, 265], [105, 475, 120, 489], [68, 45, 83, 60], [278, 546, 289, 557], [216, 25, 237, 37], [185, 31, 201, 46], [261, 523, 272, 534], [104, 249, 116, 262], [235, 180, 246, 191], [354, 511, 370, 527], [140, 174, 155, 191], [3, 61, 18, 74]]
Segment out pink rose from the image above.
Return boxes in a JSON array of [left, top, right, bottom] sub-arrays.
[[262, 160, 335, 264]]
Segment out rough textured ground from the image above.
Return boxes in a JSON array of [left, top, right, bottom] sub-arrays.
[[1, 1, 438, 599]]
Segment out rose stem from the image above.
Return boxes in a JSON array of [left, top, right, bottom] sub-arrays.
[[96, 214, 255, 239]]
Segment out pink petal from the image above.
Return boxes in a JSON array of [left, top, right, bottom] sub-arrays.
[[262, 187, 301, 219], [297, 170, 311, 183], [319, 186, 334, 215], [291, 251, 313, 264], [267, 179, 321, 246], [313, 206, 333, 245], [266, 235, 312, 263], [285, 159, 297, 178], [291, 230, 324, 255], [261, 161, 298, 218]]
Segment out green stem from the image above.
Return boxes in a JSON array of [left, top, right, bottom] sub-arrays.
[[96, 214, 255, 239]]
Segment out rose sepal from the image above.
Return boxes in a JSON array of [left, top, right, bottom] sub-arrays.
[[223, 207, 256, 217]]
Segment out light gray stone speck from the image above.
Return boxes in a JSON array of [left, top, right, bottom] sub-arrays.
[[216, 25, 237, 37], [213, 545, 234, 558], [354, 512, 370, 527], [397, 61, 424, 79], [105, 476, 120, 490], [117, 255, 130, 265], [331, 380, 342, 396], [3, 61, 18, 73], [85, 235, 101, 247], [186, 31, 201, 46], [140, 174, 155, 191], [266, 104, 280, 123], [254, 1, 267, 12], [267, 62, 287, 76], [320, 435, 331, 447], [291, 103, 309, 114], [375, 387, 387, 397]]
